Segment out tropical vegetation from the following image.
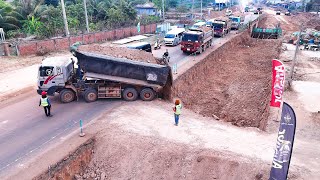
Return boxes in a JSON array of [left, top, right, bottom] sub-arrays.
[[0, 0, 162, 39]]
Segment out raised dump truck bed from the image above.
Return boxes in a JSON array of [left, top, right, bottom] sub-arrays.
[[75, 51, 171, 87]]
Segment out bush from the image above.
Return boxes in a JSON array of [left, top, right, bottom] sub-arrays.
[[22, 16, 44, 37], [140, 15, 161, 25], [6, 29, 24, 39]]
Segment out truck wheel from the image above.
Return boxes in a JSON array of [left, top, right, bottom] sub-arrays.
[[140, 88, 155, 101], [84, 88, 98, 103], [60, 89, 75, 103], [123, 87, 138, 101]]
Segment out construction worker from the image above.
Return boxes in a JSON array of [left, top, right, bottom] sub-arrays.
[[173, 99, 182, 126], [39, 91, 52, 117]]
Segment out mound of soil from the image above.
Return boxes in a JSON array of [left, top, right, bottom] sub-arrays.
[[78, 44, 158, 64], [171, 32, 282, 129]]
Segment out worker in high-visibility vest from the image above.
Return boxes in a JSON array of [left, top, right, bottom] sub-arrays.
[[39, 91, 52, 117], [173, 99, 182, 126]]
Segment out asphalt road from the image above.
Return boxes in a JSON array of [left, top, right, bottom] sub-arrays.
[[152, 14, 258, 67], [152, 31, 237, 66], [0, 91, 122, 176]]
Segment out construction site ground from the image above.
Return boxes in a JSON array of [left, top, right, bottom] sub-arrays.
[[1, 8, 320, 180]]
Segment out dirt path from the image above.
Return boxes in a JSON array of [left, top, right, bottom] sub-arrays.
[[0, 52, 74, 103], [0, 51, 71, 74], [267, 43, 320, 139], [78, 100, 319, 179]]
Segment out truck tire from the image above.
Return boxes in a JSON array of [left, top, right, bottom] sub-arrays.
[[123, 87, 138, 101], [60, 89, 75, 103], [84, 88, 98, 103], [140, 88, 155, 101], [201, 45, 205, 53]]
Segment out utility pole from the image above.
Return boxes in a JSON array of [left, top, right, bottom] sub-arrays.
[[61, 0, 70, 37], [162, 0, 165, 20], [201, 0, 203, 18], [83, 0, 90, 33], [192, 0, 194, 19], [288, 24, 303, 87]]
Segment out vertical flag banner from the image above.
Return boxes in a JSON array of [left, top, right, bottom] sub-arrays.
[[269, 102, 297, 180], [137, 22, 141, 33], [270, 59, 285, 108]]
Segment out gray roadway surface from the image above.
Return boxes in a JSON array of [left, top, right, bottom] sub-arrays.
[[0, 93, 122, 176], [0, 13, 258, 178]]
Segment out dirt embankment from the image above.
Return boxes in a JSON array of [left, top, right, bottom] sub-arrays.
[[170, 32, 282, 129], [34, 138, 95, 180], [78, 44, 158, 64], [76, 124, 270, 180]]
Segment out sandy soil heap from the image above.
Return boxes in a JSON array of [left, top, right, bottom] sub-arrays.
[[78, 44, 158, 64], [170, 32, 282, 129]]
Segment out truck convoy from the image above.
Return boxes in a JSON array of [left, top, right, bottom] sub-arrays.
[[37, 48, 172, 103], [180, 26, 213, 54], [211, 17, 231, 37]]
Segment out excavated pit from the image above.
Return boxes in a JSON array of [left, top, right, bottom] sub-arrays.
[[34, 138, 95, 180], [168, 32, 282, 130]]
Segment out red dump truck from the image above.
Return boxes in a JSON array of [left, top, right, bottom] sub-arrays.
[[180, 27, 213, 54], [212, 17, 231, 37]]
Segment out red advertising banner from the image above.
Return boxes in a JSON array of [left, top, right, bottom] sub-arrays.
[[270, 59, 285, 108]]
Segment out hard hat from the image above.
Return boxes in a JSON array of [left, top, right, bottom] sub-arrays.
[[41, 91, 47, 95]]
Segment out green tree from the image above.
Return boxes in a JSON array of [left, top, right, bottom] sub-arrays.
[[128, 0, 146, 6], [107, 7, 123, 27], [87, 0, 112, 22], [22, 15, 44, 36], [118, 0, 137, 21], [177, 5, 188, 13], [168, 0, 177, 8], [40, 5, 64, 37], [0, 2, 22, 31], [13, 0, 48, 19]]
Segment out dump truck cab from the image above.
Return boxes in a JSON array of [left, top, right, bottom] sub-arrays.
[[229, 16, 242, 30], [37, 57, 75, 96]]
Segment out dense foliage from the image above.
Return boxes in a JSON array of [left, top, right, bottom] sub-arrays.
[[1, 0, 161, 39]]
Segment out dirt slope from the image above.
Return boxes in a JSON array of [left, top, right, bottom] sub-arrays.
[[170, 32, 281, 129]]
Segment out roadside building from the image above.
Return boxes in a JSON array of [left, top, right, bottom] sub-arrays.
[[135, 2, 159, 16]]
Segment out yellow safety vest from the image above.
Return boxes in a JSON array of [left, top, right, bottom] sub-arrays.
[[41, 98, 49, 107], [175, 104, 182, 115]]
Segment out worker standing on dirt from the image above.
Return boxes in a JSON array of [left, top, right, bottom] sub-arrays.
[[173, 99, 182, 126], [39, 91, 52, 117]]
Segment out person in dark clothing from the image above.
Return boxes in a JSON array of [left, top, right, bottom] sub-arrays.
[[39, 91, 52, 117]]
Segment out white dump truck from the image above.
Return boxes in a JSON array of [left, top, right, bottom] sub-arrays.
[[37, 48, 172, 103]]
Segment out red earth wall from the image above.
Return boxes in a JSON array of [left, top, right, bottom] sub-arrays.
[[18, 24, 157, 56]]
